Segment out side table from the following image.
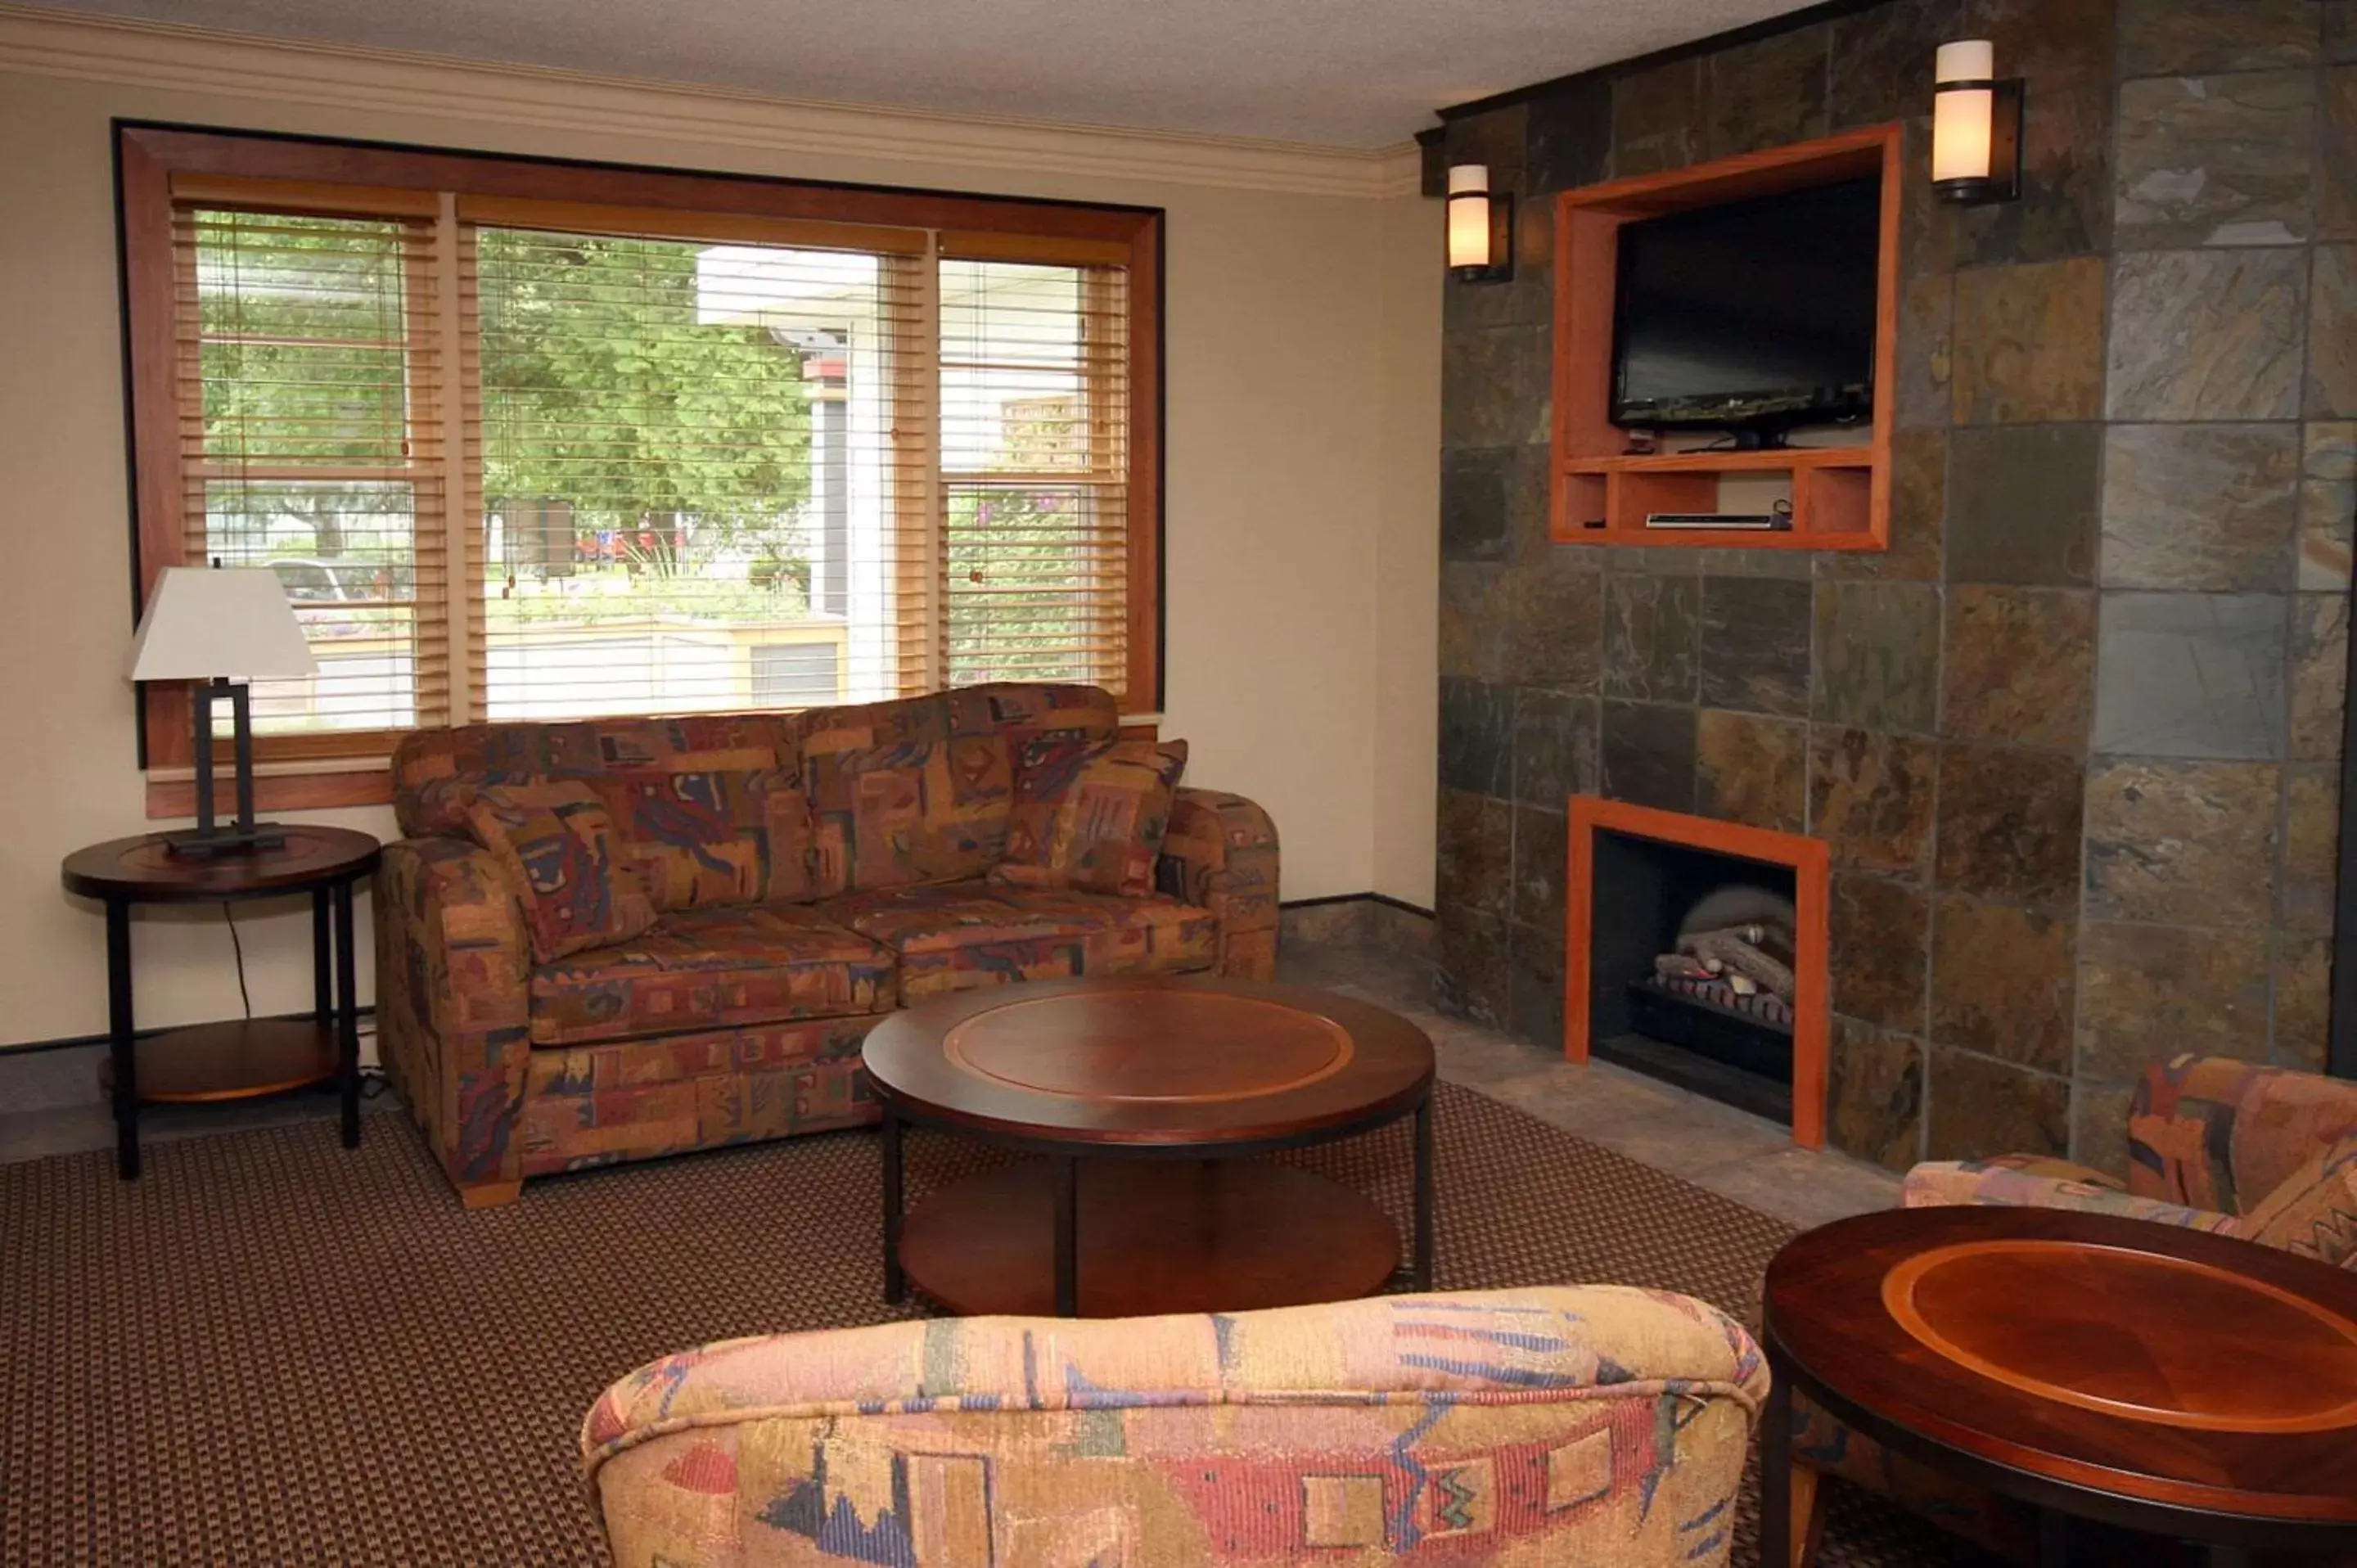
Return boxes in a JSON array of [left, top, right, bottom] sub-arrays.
[[61, 827, 382, 1180]]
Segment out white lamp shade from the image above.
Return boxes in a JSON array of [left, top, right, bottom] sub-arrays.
[[1447, 164, 1493, 270], [128, 566, 320, 683]]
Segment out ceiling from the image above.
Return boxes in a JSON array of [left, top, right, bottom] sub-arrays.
[[32, 0, 1823, 149]]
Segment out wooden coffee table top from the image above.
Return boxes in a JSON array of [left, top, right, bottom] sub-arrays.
[[860, 975, 1435, 1147], [1764, 1205, 2357, 1526]]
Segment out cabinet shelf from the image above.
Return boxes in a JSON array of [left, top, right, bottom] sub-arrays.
[[1547, 124, 1902, 552]]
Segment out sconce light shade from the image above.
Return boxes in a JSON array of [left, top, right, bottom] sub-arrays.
[[1931, 39, 2023, 205], [1446, 164, 1514, 284]]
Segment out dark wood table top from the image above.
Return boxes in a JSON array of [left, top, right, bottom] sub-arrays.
[[62, 827, 381, 903], [1764, 1205, 2357, 1529], [860, 975, 1435, 1148]]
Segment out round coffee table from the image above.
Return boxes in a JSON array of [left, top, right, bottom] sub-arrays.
[[1760, 1205, 2357, 1566], [861, 975, 1437, 1319]]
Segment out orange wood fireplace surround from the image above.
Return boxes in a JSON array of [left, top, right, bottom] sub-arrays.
[[1562, 797, 1830, 1149]]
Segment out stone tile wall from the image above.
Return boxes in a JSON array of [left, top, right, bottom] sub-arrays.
[[1435, 0, 2350, 1175]]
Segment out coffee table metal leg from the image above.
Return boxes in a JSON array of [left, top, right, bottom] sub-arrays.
[[1412, 1094, 1435, 1290], [881, 1104, 905, 1305], [106, 897, 138, 1181], [1053, 1156, 1079, 1318]]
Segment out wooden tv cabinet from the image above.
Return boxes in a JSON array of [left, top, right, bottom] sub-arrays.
[[1549, 124, 1903, 552]]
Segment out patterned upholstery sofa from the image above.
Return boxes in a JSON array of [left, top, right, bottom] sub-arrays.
[[580, 1286, 1768, 1567], [1795, 1054, 2357, 1561], [375, 683, 1279, 1207]]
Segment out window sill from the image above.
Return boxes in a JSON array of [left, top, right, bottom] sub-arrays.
[[145, 767, 394, 821]]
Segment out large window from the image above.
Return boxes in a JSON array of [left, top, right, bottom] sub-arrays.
[[119, 126, 1161, 784]]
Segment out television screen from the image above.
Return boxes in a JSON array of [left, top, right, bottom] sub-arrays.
[[1611, 177, 1881, 435]]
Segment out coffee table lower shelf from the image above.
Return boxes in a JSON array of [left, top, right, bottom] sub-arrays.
[[896, 1158, 1402, 1319], [95, 1018, 338, 1103]]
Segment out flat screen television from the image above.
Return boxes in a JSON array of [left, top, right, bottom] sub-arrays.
[[1611, 177, 1880, 445]]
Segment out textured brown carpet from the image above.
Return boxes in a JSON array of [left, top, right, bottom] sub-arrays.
[[0, 1081, 1992, 1566]]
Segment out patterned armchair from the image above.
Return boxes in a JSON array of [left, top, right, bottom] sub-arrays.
[[1793, 1055, 2357, 1562], [581, 1287, 1767, 1567], [1904, 1054, 2357, 1268]]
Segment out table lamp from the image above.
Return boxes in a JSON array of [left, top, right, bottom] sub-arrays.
[[128, 565, 320, 858]]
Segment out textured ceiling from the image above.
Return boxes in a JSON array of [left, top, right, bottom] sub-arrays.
[[29, 0, 1822, 148]]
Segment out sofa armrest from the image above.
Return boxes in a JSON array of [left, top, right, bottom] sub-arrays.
[[1903, 1158, 2239, 1237], [2129, 1054, 2357, 1214], [1156, 786, 1279, 979], [373, 836, 534, 1205]]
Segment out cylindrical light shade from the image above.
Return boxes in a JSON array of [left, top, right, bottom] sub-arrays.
[[128, 566, 320, 682], [1446, 164, 1492, 271], [1932, 39, 1996, 184]]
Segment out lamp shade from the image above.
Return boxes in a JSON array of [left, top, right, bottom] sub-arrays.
[[128, 566, 320, 683]]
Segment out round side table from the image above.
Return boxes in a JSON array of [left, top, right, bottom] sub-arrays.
[[61, 826, 381, 1180]]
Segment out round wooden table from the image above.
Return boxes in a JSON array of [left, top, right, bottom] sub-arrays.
[[62, 827, 381, 1181], [860, 975, 1437, 1319], [1760, 1205, 2357, 1566]]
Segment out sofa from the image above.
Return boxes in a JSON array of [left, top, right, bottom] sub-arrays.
[[375, 683, 1279, 1207], [580, 1286, 1769, 1567], [1794, 1054, 2357, 1562]]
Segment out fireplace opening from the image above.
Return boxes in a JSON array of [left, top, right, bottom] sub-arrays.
[[1589, 827, 1796, 1123]]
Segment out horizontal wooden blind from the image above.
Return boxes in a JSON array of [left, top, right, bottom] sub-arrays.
[[473, 223, 935, 716], [176, 206, 450, 735], [939, 259, 1130, 699]]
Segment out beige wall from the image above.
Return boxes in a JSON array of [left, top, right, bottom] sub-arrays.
[[0, 15, 1440, 1048]]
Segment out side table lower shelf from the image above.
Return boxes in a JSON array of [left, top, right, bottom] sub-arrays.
[[97, 1019, 339, 1104]]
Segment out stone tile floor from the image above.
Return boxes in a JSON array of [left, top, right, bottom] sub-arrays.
[[0, 945, 1901, 1230], [1278, 939, 1901, 1229]]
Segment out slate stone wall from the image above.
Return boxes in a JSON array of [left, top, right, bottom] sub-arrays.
[[1435, 0, 2351, 1175]]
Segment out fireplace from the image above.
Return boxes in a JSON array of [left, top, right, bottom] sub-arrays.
[[1565, 798, 1829, 1147]]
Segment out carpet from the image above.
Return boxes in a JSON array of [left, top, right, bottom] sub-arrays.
[[0, 1080, 1992, 1566]]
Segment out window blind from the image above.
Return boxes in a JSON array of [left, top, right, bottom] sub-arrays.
[[178, 207, 449, 735], [940, 259, 1130, 692]]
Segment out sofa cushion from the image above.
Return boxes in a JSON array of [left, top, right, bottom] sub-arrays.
[[993, 736, 1188, 897], [394, 713, 796, 836], [807, 735, 1015, 896], [822, 880, 1218, 1001], [462, 781, 657, 964], [528, 904, 895, 1048], [570, 768, 815, 911]]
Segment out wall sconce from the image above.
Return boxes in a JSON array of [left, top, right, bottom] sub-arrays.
[[1447, 164, 1514, 283], [1931, 39, 2023, 205]]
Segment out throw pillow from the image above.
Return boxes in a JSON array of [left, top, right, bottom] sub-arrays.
[[462, 781, 657, 964], [990, 736, 1188, 897], [2238, 1132, 2357, 1270], [570, 768, 815, 910], [807, 735, 1014, 896]]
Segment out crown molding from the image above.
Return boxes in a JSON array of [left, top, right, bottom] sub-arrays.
[[0, 3, 1425, 199]]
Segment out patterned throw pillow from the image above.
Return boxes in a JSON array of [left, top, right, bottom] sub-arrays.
[[461, 781, 657, 964], [2238, 1132, 2357, 1270], [808, 735, 1014, 897], [990, 737, 1188, 897], [570, 768, 814, 910]]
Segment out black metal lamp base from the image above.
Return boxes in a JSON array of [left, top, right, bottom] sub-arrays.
[[163, 823, 288, 859]]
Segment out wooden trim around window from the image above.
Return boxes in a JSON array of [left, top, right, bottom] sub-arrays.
[[146, 768, 394, 819], [115, 121, 1166, 764]]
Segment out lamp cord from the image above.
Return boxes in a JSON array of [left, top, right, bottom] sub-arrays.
[[223, 903, 252, 1021]]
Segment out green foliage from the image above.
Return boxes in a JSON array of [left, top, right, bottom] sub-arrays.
[[477, 229, 813, 574]]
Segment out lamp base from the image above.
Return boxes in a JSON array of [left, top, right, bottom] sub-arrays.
[[163, 822, 288, 859]]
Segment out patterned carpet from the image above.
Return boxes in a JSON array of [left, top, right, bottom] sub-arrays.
[[0, 1081, 1992, 1566]]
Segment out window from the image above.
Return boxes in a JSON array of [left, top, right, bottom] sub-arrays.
[[119, 126, 1161, 779]]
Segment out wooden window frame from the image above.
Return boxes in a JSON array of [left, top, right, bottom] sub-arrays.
[[116, 121, 1165, 800]]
